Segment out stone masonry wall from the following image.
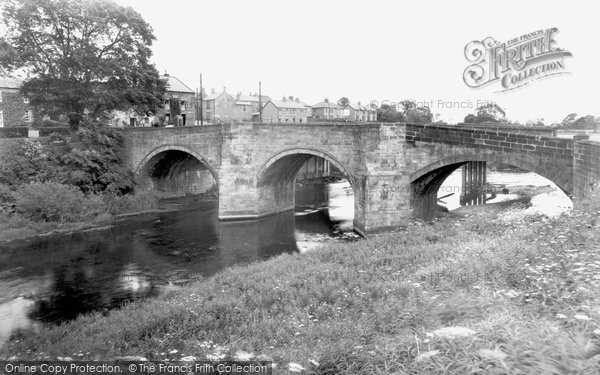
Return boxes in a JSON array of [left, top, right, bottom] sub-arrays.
[[573, 138, 600, 198]]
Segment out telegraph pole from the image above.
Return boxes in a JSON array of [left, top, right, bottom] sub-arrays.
[[199, 73, 204, 126], [258, 81, 262, 122]]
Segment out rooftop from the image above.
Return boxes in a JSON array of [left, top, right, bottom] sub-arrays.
[[162, 74, 194, 93], [0, 75, 23, 89]]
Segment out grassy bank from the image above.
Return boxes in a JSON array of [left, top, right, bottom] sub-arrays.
[[2, 197, 600, 373], [0, 190, 160, 243]]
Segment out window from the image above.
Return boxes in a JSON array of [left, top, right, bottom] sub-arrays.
[[24, 109, 33, 122], [0, 110, 3, 127]]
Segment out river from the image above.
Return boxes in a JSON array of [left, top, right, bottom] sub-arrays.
[[0, 171, 572, 348], [0, 181, 356, 347]]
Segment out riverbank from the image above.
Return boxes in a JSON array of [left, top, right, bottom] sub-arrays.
[[0, 191, 217, 244], [2, 193, 599, 374]]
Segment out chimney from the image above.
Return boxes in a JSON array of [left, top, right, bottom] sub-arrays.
[[289, 96, 294, 101], [237, 92, 241, 99], [223, 86, 226, 93], [211, 88, 215, 94], [295, 98, 299, 103], [282, 96, 287, 102], [164, 70, 169, 76], [357, 101, 361, 106], [324, 98, 329, 103]]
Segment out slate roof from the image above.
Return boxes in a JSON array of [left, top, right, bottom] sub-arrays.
[[313, 101, 342, 109], [267, 100, 307, 109], [162, 75, 194, 93], [0, 76, 23, 89]]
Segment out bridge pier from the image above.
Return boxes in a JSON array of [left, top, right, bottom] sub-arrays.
[[460, 161, 487, 206]]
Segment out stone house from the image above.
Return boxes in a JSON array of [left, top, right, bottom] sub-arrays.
[[202, 88, 271, 123], [312, 98, 343, 120], [0, 76, 35, 128], [156, 74, 197, 126], [261, 98, 309, 123], [343, 102, 377, 122]]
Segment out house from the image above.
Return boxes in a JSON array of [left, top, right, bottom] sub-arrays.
[[0, 76, 35, 128], [156, 73, 197, 126], [202, 88, 271, 123], [312, 98, 343, 120], [261, 97, 309, 123], [343, 102, 377, 122]]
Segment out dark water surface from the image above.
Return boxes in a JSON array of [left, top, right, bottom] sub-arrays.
[[0, 181, 355, 346]]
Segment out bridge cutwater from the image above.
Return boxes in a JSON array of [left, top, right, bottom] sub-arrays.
[[122, 122, 600, 236]]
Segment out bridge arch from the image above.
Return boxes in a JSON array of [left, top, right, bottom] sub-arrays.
[[136, 145, 219, 196], [136, 144, 219, 181], [410, 153, 573, 218], [257, 147, 354, 186]]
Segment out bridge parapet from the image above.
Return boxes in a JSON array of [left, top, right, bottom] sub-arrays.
[[405, 123, 573, 157]]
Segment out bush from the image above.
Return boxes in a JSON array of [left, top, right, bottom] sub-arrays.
[[103, 191, 159, 215], [14, 182, 105, 222]]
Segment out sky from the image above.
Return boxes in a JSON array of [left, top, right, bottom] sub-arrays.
[[114, 0, 599, 124]]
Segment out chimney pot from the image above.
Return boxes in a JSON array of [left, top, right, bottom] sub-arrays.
[[223, 86, 226, 93]]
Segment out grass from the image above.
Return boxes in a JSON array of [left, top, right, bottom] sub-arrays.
[[2, 194, 600, 374]]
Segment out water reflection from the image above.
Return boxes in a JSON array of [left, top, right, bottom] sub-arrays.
[[0, 181, 355, 347]]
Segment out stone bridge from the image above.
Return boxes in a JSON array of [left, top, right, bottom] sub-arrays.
[[121, 123, 600, 235]]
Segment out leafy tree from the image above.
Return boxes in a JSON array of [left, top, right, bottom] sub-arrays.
[[464, 103, 508, 124], [561, 113, 578, 127], [377, 104, 403, 122], [399, 100, 432, 123], [0, 0, 166, 127], [337, 97, 349, 107]]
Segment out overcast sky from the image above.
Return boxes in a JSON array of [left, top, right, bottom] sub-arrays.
[[115, 0, 598, 124]]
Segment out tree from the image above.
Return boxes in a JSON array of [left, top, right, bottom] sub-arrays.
[[337, 97, 349, 107], [399, 100, 432, 123], [0, 0, 166, 127], [376, 104, 403, 122], [561, 113, 578, 127], [463, 103, 508, 124]]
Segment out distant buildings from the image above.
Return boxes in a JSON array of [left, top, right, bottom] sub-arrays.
[[157, 74, 196, 126], [261, 97, 309, 123], [312, 98, 343, 120], [0, 76, 35, 128], [1, 71, 377, 128], [343, 102, 377, 122]]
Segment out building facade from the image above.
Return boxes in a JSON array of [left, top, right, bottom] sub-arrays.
[[312, 99, 343, 120], [261, 98, 309, 123], [343, 102, 377, 122], [156, 74, 197, 126], [0, 76, 35, 128]]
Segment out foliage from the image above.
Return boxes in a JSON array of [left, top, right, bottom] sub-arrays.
[[400, 100, 433, 123], [0, 0, 166, 127], [337, 97, 349, 107], [13, 182, 105, 222], [0, 139, 59, 186], [103, 190, 158, 215], [56, 120, 135, 194], [377, 100, 433, 123], [376, 103, 403, 122], [464, 103, 509, 124]]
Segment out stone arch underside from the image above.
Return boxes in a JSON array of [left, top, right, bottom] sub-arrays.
[[252, 148, 356, 221], [136, 145, 219, 196], [409, 153, 573, 219]]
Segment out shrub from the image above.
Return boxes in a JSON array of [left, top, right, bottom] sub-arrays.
[[103, 191, 159, 215], [14, 182, 104, 222]]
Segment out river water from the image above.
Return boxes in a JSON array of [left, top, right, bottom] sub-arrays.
[[0, 171, 571, 348], [0, 181, 355, 347]]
